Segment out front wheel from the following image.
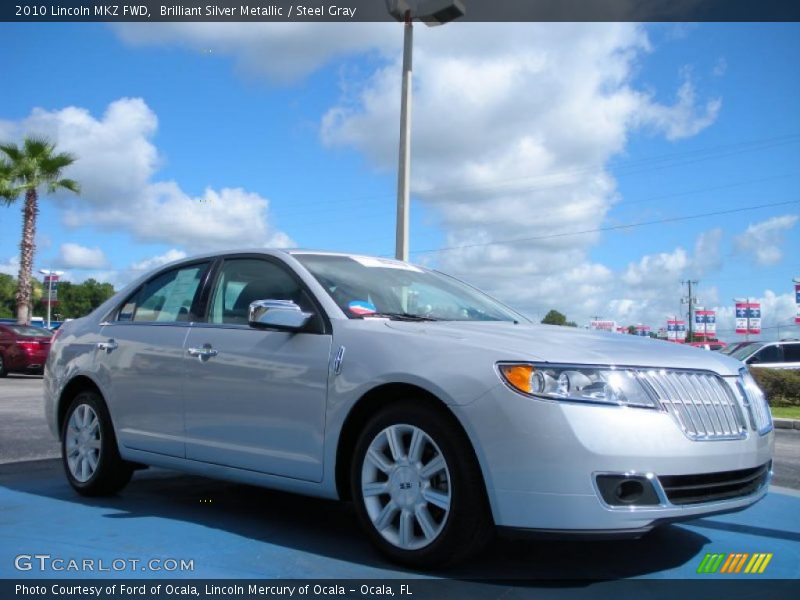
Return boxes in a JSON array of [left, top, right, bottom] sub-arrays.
[[0, 353, 7, 377], [61, 391, 133, 496], [350, 402, 493, 568]]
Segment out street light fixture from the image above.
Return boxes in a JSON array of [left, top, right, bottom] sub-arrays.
[[39, 269, 64, 329], [385, 0, 466, 261]]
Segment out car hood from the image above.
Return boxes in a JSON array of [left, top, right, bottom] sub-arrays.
[[383, 320, 745, 376]]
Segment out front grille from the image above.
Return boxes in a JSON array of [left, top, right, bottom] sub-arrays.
[[638, 370, 747, 440], [659, 463, 770, 505]]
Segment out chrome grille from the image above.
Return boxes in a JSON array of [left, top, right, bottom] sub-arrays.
[[638, 370, 747, 440]]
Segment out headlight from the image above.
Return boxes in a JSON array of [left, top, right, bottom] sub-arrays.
[[740, 370, 773, 434], [497, 363, 659, 409]]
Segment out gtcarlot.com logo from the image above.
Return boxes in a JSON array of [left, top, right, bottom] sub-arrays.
[[697, 552, 773, 574], [14, 554, 194, 573]]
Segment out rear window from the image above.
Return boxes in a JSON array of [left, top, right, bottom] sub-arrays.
[[6, 325, 52, 338]]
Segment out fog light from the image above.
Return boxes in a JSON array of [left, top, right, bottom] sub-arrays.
[[615, 479, 644, 504], [595, 474, 661, 507]]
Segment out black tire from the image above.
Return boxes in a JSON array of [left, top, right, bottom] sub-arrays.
[[0, 353, 7, 377], [61, 390, 133, 496], [350, 401, 494, 569]]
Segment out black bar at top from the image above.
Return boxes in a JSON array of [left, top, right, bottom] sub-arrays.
[[2, 0, 800, 23]]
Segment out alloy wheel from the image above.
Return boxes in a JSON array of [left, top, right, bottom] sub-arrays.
[[65, 404, 102, 482], [361, 424, 452, 551]]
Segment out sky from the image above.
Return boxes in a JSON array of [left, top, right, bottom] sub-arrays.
[[0, 21, 798, 341]]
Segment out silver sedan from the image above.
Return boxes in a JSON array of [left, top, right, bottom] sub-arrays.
[[44, 250, 773, 567]]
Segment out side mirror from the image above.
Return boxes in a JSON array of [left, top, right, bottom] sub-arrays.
[[248, 299, 312, 332], [746, 355, 759, 364]]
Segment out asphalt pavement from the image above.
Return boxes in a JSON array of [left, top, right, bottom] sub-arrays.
[[0, 374, 59, 463]]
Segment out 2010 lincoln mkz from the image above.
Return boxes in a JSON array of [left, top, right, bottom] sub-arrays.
[[44, 250, 773, 567]]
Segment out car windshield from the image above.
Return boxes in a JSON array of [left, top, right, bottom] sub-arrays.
[[6, 325, 52, 338], [728, 342, 763, 360], [294, 253, 525, 322]]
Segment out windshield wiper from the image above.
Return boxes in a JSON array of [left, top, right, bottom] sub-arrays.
[[360, 312, 440, 322]]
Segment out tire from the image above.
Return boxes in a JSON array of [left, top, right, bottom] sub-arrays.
[[350, 401, 494, 569], [61, 390, 133, 496], [0, 353, 7, 377]]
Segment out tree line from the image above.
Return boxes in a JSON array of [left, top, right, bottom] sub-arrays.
[[0, 273, 114, 321]]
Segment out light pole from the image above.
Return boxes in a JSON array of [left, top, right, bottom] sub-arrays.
[[386, 0, 466, 261], [39, 269, 64, 329]]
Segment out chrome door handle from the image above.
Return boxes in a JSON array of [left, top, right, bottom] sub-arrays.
[[96, 339, 118, 352], [187, 346, 218, 360]]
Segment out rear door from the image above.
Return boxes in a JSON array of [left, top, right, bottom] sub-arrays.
[[97, 261, 212, 457]]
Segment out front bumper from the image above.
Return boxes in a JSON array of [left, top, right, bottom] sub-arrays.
[[453, 383, 774, 532]]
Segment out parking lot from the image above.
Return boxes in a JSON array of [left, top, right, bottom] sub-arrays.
[[2, 375, 800, 581]]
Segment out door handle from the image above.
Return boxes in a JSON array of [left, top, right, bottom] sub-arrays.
[[96, 339, 118, 352], [187, 345, 218, 361]]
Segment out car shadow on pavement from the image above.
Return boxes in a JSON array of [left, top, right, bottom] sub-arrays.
[[0, 459, 710, 582]]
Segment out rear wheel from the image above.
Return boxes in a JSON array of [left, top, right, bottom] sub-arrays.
[[61, 391, 133, 496], [350, 401, 493, 568], [0, 353, 7, 377]]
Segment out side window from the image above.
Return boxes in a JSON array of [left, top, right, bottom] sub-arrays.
[[781, 343, 800, 362], [209, 259, 316, 326], [750, 345, 783, 364], [118, 263, 208, 323]]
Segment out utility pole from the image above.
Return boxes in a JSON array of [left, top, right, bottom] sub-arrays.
[[682, 280, 698, 341], [394, 10, 413, 261]]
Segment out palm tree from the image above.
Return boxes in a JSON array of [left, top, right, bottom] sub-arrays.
[[0, 137, 80, 324]]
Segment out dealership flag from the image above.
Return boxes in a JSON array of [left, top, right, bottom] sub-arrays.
[[795, 283, 800, 324], [735, 301, 761, 335], [694, 308, 716, 338], [43, 274, 59, 305], [667, 319, 687, 343]]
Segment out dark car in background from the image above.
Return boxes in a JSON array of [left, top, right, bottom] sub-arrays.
[[0, 324, 53, 377]]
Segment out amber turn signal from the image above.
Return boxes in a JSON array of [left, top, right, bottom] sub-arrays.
[[498, 364, 535, 394]]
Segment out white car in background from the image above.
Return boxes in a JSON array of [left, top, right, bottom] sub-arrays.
[[44, 250, 773, 567], [725, 340, 800, 370]]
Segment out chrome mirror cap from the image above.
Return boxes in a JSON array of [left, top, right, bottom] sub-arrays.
[[248, 299, 312, 331]]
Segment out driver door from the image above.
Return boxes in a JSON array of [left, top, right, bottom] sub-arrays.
[[182, 256, 332, 482]]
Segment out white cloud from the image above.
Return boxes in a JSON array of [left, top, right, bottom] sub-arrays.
[[1, 98, 294, 253], [734, 214, 798, 266], [130, 248, 188, 272], [105, 23, 726, 326], [317, 23, 720, 322], [114, 23, 397, 84], [56, 243, 107, 269], [0, 256, 19, 277]]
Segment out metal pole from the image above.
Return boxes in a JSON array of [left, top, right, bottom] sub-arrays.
[[395, 12, 413, 262], [687, 280, 694, 341], [746, 297, 750, 342], [46, 274, 52, 329]]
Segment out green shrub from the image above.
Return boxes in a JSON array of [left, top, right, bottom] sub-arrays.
[[750, 368, 800, 407]]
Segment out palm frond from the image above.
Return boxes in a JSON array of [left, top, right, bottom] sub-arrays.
[[22, 137, 53, 160], [0, 143, 22, 162], [50, 178, 81, 195], [41, 152, 77, 176]]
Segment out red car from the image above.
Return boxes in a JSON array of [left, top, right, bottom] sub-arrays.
[[0, 324, 53, 377]]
